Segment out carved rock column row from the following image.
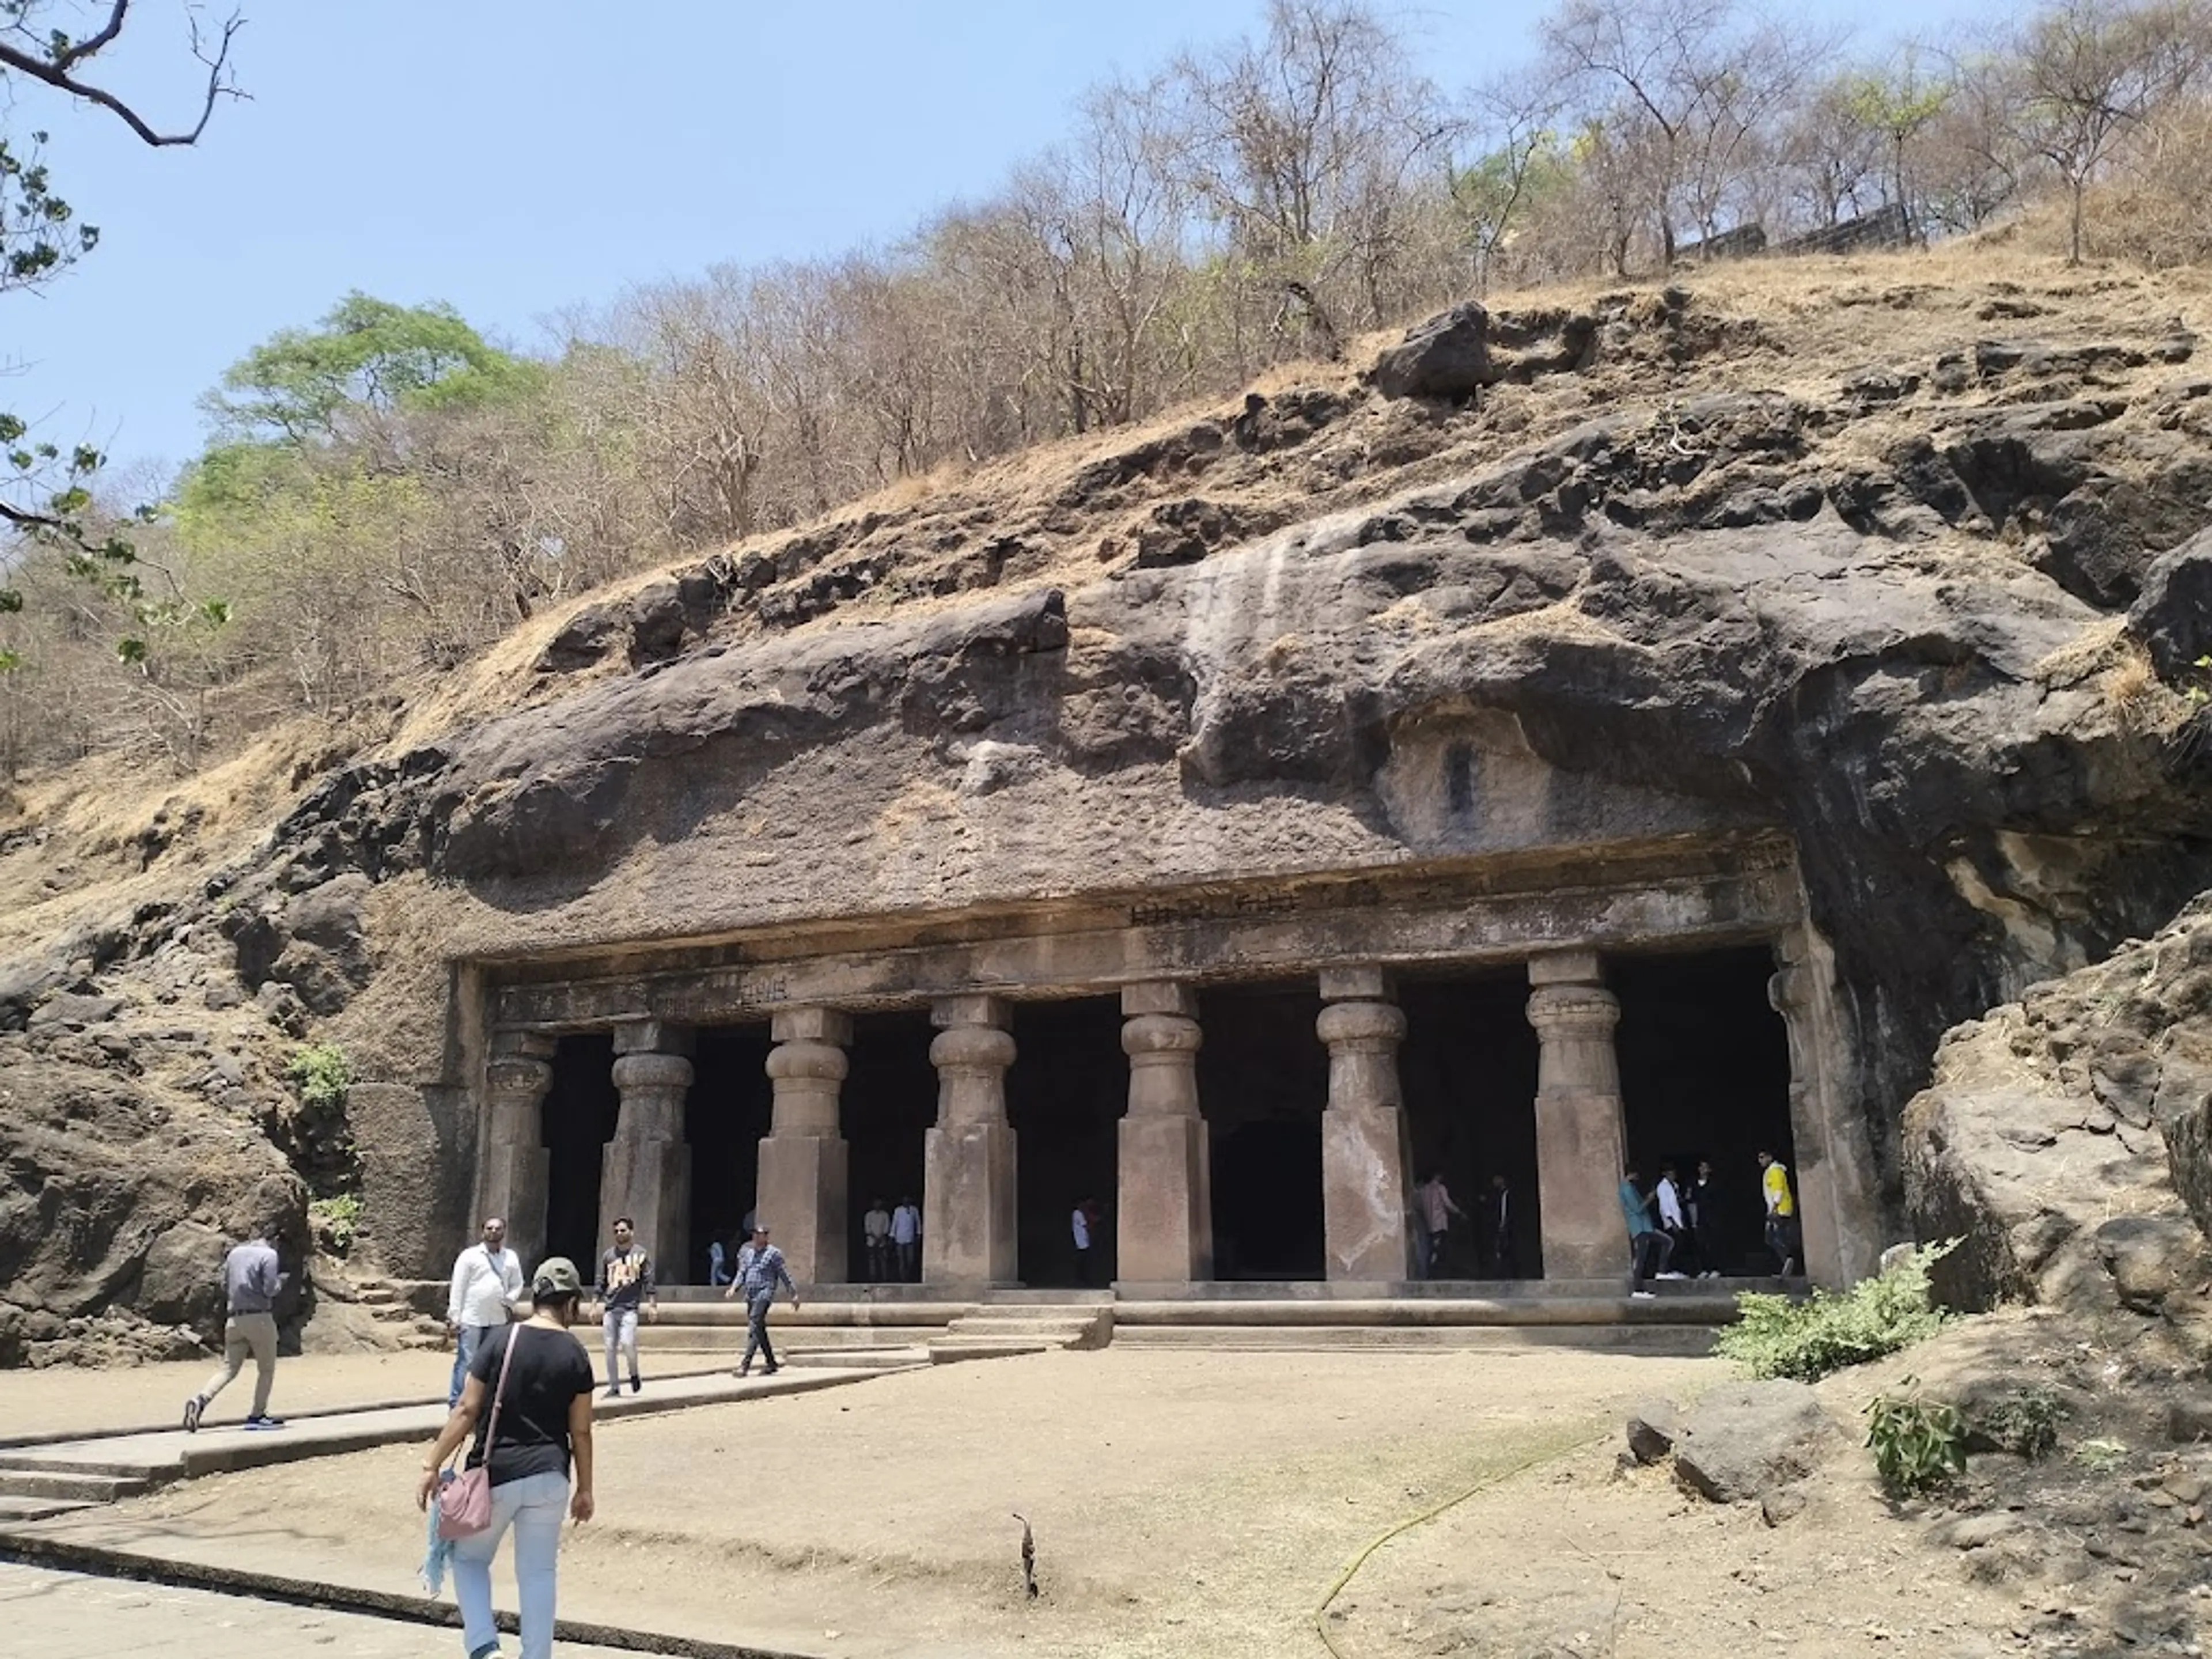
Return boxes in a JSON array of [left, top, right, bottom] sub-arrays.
[[757, 1006, 852, 1285], [603, 1021, 694, 1284], [478, 1029, 556, 1270], [925, 994, 1019, 1286], [1317, 966, 1416, 1282], [1116, 981, 1211, 1284], [1525, 950, 1629, 1282]]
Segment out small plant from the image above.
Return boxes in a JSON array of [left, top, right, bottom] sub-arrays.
[[2186, 654, 2212, 707], [287, 1043, 351, 1112], [1865, 1377, 1967, 1496], [309, 1193, 363, 1255], [1715, 1239, 1957, 1382], [1973, 1386, 2065, 1459], [2071, 1437, 2130, 1473]]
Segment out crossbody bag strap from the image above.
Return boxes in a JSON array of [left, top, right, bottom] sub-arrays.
[[450, 1323, 523, 1473]]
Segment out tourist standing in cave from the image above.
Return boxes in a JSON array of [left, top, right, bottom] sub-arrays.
[[1413, 1171, 1467, 1278], [593, 1217, 654, 1398], [1757, 1150, 1800, 1277], [863, 1196, 893, 1282], [1485, 1173, 1517, 1277], [183, 1218, 290, 1432], [1071, 1197, 1097, 1286], [726, 1222, 799, 1376], [445, 1216, 525, 1408], [1619, 1168, 1672, 1297], [891, 1194, 922, 1282], [1690, 1158, 1725, 1278], [1653, 1165, 1690, 1280]]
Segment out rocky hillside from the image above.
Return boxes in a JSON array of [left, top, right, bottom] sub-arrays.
[[2, 247, 2210, 1365]]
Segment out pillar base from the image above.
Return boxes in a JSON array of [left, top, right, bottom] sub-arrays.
[[923, 1121, 1017, 1286], [600, 1138, 691, 1286], [1116, 1115, 1212, 1283], [1323, 1107, 1416, 1281], [1532, 1086, 1628, 1281], [756, 1134, 848, 1285], [478, 1142, 550, 1271]]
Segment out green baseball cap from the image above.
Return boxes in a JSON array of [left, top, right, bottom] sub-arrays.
[[532, 1256, 583, 1297]]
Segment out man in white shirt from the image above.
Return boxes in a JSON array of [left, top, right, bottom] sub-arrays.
[[1071, 1198, 1094, 1286], [1653, 1165, 1690, 1281], [863, 1197, 893, 1282], [890, 1195, 922, 1283], [445, 1216, 525, 1406]]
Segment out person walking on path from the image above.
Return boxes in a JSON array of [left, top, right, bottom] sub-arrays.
[[415, 1256, 596, 1659], [446, 1217, 524, 1409], [891, 1195, 922, 1282], [592, 1217, 654, 1399], [724, 1224, 799, 1377], [1412, 1172, 1466, 1279], [1758, 1150, 1801, 1277], [183, 1221, 288, 1433], [1619, 1168, 1673, 1297], [863, 1197, 892, 1282]]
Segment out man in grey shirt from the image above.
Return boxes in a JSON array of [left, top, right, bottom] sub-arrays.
[[184, 1222, 289, 1431]]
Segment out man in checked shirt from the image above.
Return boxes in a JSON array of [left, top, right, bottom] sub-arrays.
[[724, 1222, 801, 1376]]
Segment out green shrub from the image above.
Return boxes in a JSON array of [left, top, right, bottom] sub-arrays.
[[1972, 1386, 2064, 1458], [287, 1043, 352, 1111], [1714, 1240, 1957, 1382], [1865, 1378, 1966, 1495], [309, 1193, 363, 1255]]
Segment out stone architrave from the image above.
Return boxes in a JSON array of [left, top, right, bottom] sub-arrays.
[[925, 995, 1018, 1286], [477, 1029, 556, 1269], [1525, 951, 1630, 1281], [757, 1006, 853, 1285], [603, 1021, 695, 1284], [1116, 981, 1212, 1284], [1317, 966, 1416, 1282], [1770, 927, 1880, 1287]]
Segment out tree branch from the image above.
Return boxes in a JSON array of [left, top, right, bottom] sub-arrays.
[[0, 4, 245, 148]]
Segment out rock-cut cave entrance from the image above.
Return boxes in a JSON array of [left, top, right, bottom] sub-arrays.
[[686, 1025, 774, 1283], [1613, 945, 1796, 1277], [1200, 982, 1328, 1281], [1398, 967, 1542, 1279], [1006, 995, 1123, 1288], [840, 1010, 936, 1281]]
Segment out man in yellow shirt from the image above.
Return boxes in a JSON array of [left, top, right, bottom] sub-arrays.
[[1756, 1150, 1800, 1277]]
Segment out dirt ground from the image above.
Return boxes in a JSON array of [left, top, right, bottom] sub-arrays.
[[5, 1339, 2100, 1659]]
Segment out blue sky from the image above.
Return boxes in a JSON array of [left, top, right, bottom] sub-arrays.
[[12, 0, 2002, 476]]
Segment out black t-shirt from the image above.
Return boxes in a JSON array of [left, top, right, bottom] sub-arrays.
[[466, 1323, 594, 1486]]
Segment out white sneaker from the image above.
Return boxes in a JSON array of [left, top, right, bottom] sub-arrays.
[[1630, 1289, 1656, 1299]]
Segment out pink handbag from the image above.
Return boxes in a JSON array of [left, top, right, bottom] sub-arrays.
[[437, 1325, 521, 1540]]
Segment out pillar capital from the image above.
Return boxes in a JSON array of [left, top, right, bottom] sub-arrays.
[[1526, 982, 1621, 1040], [1318, 964, 1395, 1003], [932, 993, 1011, 1032], [1121, 980, 1199, 1019], [609, 1050, 696, 1094], [764, 1038, 850, 1086], [1527, 949, 1604, 988], [1122, 1011, 1203, 1060], [771, 1006, 853, 1046], [612, 1020, 694, 1058], [929, 1022, 1018, 1074], [1316, 999, 1407, 1050]]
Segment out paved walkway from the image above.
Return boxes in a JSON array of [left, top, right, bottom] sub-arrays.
[[0, 1556, 645, 1657]]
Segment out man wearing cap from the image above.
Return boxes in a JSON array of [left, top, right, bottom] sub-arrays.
[[724, 1222, 800, 1377]]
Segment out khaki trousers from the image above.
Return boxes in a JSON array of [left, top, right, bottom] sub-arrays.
[[199, 1310, 278, 1416]]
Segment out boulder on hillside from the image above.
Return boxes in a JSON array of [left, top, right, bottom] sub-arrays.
[[1370, 302, 1490, 401], [1672, 1381, 1839, 1503], [2131, 528, 2212, 679], [1626, 1400, 1681, 1465]]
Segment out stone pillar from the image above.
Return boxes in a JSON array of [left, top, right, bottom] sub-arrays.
[[1525, 951, 1630, 1281], [924, 995, 1018, 1286], [1771, 927, 1881, 1287], [478, 1029, 556, 1270], [1116, 981, 1212, 1284], [757, 1007, 852, 1285], [1317, 967, 1416, 1282], [603, 1021, 695, 1284]]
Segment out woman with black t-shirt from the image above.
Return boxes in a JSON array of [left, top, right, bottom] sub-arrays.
[[416, 1256, 597, 1659]]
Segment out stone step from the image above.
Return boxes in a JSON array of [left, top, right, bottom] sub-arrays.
[[354, 1286, 399, 1306], [0, 1494, 96, 1523], [1110, 1323, 1719, 1355], [942, 1311, 1109, 1349], [927, 1338, 1055, 1365], [640, 1324, 951, 1353], [0, 1467, 158, 1503], [783, 1347, 932, 1369]]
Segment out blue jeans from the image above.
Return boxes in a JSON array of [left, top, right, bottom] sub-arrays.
[[740, 1291, 778, 1372], [601, 1309, 638, 1389], [452, 1468, 568, 1659], [449, 1323, 501, 1408]]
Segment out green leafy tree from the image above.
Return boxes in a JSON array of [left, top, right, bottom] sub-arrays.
[[0, 1, 245, 664], [1842, 52, 1952, 235]]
